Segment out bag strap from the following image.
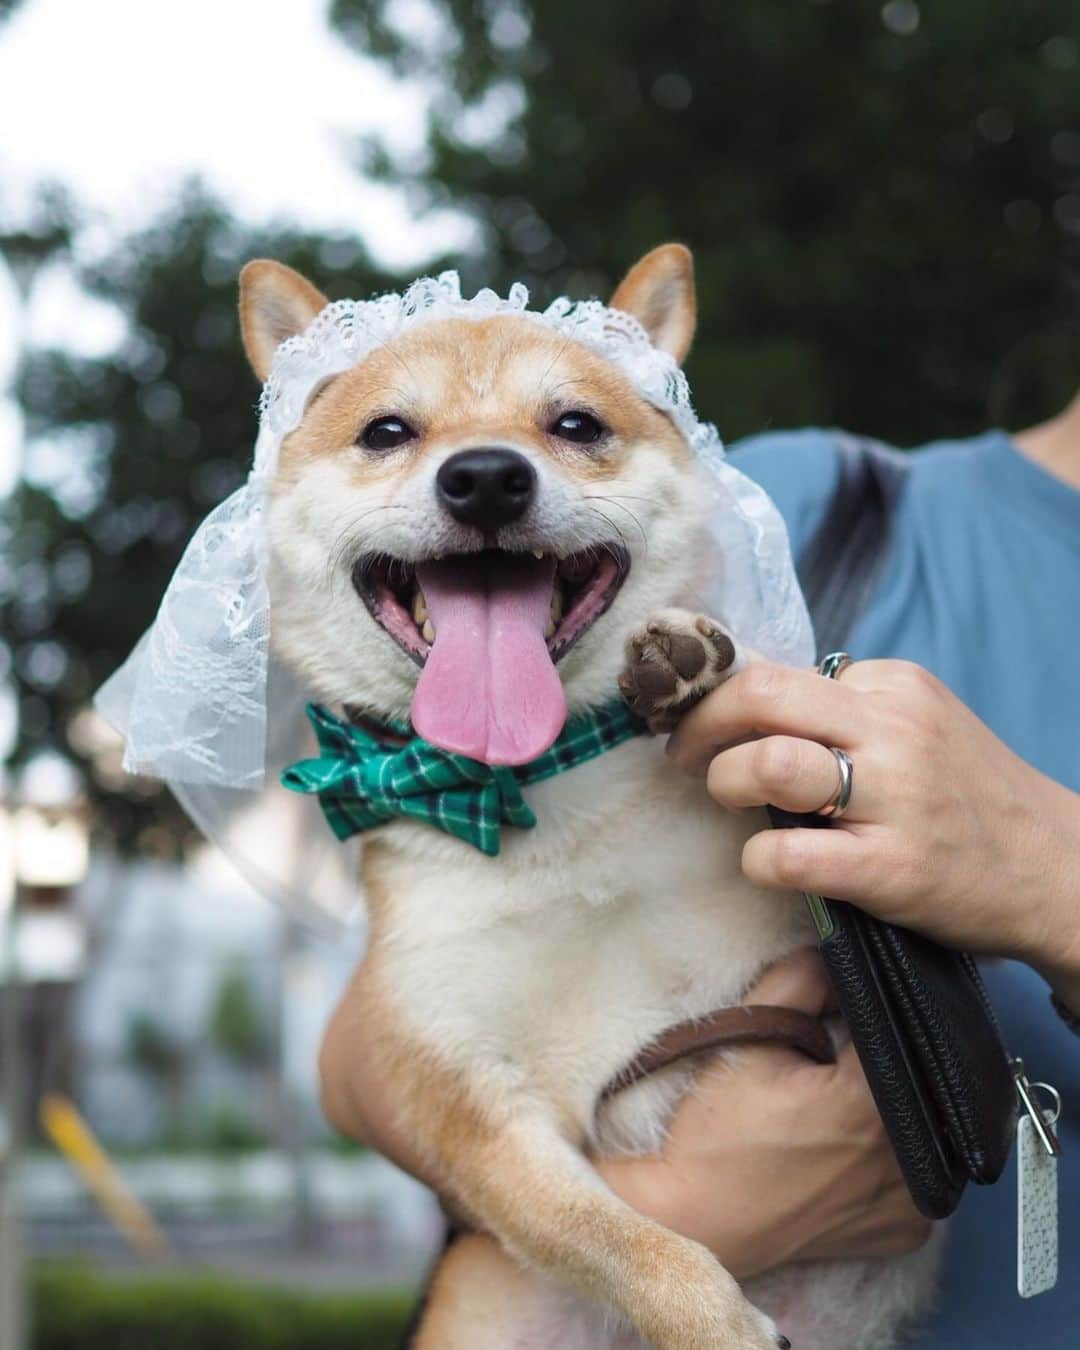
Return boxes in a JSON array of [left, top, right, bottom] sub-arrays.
[[798, 432, 911, 657]]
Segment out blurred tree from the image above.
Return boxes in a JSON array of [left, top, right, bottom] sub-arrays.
[[127, 1011, 183, 1079], [209, 966, 268, 1067], [332, 0, 1080, 439], [3, 189, 397, 839], [127, 1010, 187, 1143], [205, 968, 274, 1155], [200, 1103, 269, 1154]]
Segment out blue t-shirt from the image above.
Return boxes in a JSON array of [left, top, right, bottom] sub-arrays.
[[730, 428, 1080, 1346]]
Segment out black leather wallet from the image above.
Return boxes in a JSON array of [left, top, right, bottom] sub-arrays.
[[769, 805, 1017, 1219]]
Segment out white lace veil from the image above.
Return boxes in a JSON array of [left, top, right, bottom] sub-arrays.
[[96, 271, 814, 931]]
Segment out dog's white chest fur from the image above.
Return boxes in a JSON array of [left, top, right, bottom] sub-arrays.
[[365, 735, 940, 1350], [374, 736, 811, 1141]]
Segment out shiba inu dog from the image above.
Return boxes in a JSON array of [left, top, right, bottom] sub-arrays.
[[239, 245, 938, 1349]]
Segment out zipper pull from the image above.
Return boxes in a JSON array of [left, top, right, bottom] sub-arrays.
[[1012, 1057, 1062, 1158], [1011, 1057, 1062, 1299]]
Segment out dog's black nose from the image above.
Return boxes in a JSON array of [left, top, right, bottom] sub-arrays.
[[436, 448, 536, 530]]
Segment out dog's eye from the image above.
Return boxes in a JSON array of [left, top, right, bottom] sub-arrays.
[[549, 411, 605, 445], [360, 416, 416, 451]]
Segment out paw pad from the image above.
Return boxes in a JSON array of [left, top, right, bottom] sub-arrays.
[[619, 610, 739, 733]]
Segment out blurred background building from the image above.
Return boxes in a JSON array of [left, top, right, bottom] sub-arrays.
[[1, 0, 1079, 1345]]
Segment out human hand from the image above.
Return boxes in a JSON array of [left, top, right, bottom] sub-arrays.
[[596, 949, 932, 1280], [666, 659, 1080, 1006]]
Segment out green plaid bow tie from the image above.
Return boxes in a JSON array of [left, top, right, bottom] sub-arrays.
[[282, 701, 645, 857]]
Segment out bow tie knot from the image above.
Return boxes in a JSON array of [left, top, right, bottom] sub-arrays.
[[282, 701, 644, 857]]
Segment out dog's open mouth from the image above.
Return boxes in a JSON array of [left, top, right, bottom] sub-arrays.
[[352, 546, 629, 765], [353, 547, 629, 665]]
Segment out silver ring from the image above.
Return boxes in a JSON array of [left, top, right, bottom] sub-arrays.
[[1030, 1081, 1062, 1128], [816, 747, 854, 819], [819, 651, 854, 680]]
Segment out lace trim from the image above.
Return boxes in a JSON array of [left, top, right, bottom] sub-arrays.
[[256, 271, 719, 474]]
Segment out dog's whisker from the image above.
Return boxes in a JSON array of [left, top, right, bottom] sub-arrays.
[[326, 517, 384, 582], [541, 374, 593, 395], [584, 505, 635, 564], [378, 341, 423, 388], [324, 506, 418, 594], [585, 495, 648, 550], [584, 492, 652, 505], [534, 333, 579, 395]]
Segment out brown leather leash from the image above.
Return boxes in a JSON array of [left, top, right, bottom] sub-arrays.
[[601, 1004, 836, 1101]]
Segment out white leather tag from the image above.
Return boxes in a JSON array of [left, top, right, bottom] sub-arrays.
[[1017, 1113, 1058, 1298]]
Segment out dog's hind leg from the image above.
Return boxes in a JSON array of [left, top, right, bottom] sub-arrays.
[[412, 1231, 550, 1350], [412, 1231, 648, 1350]]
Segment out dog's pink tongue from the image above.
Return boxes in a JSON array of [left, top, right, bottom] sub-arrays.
[[412, 553, 567, 766]]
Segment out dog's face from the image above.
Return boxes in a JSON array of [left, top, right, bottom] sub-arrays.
[[240, 245, 714, 764]]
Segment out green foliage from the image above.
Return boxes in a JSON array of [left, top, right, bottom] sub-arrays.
[[126, 1013, 183, 1079], [31, 1263, 413, 1350], [331, 0, 1080, 442], [198, 1104, 270, 1153], [208, 967, 268, 1066]]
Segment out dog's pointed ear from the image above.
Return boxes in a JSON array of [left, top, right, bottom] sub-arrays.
[[609, 244, 696, 365], [239, 260, 329, 382]]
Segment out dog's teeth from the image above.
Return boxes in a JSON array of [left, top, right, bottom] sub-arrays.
[[550, 589, 563, 621], [545, 617, 556, 638], [421, 619, 435, 642], [412, 591, 428, 624], [532, 549, 544, 560]]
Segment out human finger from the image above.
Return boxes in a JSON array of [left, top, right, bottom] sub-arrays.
[[667, 662, 866, 776], [706, 735, 869, 819], [740, 823, 887, 901]]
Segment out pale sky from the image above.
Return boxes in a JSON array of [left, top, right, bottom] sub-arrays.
[[0, 0, 479, 490], [0, 0, 465, 256]]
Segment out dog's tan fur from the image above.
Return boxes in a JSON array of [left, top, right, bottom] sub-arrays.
[[239, 246, 939, 1348]]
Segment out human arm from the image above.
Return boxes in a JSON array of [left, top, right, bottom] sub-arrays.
[[666, 658, 1080, 1016]]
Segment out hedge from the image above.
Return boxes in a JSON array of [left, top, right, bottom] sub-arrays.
[[32, 1264, 415, 1350]]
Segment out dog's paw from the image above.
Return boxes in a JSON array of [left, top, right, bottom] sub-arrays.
[[644, 1279, 788, 1350], [618, 608, 742, 733], [675, 1302, 788, 1350], [726, 1303, 790, 1350]]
